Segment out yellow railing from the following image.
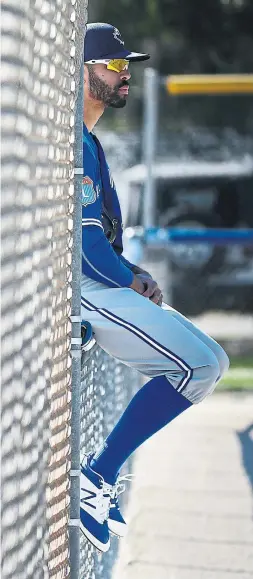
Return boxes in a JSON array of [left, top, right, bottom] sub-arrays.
[[166, 74, 253, 95]]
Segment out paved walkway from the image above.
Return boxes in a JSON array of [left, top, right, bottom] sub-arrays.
[[113, 393, 253, 579]]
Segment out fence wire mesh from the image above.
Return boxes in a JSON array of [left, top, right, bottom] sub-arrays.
[[1, 1, 87, 577], [80, 345, 140, 579]]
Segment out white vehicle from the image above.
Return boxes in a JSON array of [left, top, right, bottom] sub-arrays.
[[122, 158, 253, 314]]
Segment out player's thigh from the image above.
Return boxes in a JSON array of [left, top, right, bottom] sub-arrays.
[[162, 302, 229, 375], [81, 287, 219, 376]]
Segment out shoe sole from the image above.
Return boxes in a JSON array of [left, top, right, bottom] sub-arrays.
[[80, 521, 110, 553]]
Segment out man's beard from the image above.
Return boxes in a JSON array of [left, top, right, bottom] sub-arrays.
[[88, 66, 128, 108]]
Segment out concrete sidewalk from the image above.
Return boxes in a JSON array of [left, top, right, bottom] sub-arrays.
[[113, 393, 253, 579]]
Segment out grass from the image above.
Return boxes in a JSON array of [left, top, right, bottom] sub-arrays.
[[217, 356, 253, 391]]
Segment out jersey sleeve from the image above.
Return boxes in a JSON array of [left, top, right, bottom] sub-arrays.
[[82, 144, 134, 288], [119, 254, 135, 270]]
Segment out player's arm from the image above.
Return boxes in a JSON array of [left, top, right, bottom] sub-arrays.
[[82, 217, 145, 292], [120, 256, 153, 278], [82, 153, 145, 292], [82, 208, 133, 288]]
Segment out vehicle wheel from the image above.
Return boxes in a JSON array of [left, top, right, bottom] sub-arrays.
[[161, 210, 224, 273], [171, 282, 209, 317], [160, 210, 225, 315]]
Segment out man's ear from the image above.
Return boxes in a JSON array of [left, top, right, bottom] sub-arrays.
[[84, 64, 89, 84]]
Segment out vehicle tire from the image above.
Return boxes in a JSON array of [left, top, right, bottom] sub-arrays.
[[161, 210, 224, 273], [160, 210, 225, 315], [171, 282, 209, 317]]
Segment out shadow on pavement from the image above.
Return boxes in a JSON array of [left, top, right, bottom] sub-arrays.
[[236, 423, 253, 499]]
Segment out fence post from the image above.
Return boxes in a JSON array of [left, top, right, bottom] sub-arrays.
[[69, 59, 84, 578], [142, 68, 158, 228]]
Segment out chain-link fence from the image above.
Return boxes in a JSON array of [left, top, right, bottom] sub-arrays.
[[1, 0, 86, 577], [1, 3, 142, 578], [79, 343, 140, 579]]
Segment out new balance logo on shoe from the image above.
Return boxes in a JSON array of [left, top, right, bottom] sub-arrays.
[[80, 457, 112, 552], [81, 488, 97, 509]]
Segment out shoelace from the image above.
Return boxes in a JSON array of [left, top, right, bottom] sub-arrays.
[[99, 481, 114, 522], [111, 474, 135, 508]]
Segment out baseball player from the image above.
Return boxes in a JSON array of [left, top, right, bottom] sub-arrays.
[[80, 22, 229, 552]]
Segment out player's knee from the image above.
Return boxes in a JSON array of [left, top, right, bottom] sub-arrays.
[[209, 356, 220, 381], [185, 350, 220, 404], [215, 345, 230, 379]]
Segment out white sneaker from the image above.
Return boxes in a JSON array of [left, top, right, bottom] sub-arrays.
[[80, 455, 113, 552]]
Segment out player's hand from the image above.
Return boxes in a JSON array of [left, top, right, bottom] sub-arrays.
[[136, 274, 163, 306], [150, 287, 163, 306], [139, 277, 157, 298], [129, 274, 147, 295]]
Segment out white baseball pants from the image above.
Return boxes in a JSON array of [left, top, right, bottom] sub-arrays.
[[81, 276, 229, 404]]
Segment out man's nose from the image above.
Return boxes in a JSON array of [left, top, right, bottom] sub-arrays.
[[119, 69, 131, 81]]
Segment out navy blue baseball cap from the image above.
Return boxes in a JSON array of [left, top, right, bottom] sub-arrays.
[[84, 23, 150, 62]]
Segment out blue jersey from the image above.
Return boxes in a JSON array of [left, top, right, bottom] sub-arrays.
[[82, 124, 134, 288]]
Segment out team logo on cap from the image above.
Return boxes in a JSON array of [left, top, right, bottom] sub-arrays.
[[113, 28, 124, 46]]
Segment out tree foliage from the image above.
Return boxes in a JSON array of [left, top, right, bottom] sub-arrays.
[[91, 0, 253, 74], [89, 1, 253, 139]]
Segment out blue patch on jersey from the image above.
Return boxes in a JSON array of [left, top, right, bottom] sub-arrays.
[[82, 176, 97, 206]]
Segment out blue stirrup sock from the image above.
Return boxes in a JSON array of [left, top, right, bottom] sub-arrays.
[[90, 375, 192, 485]]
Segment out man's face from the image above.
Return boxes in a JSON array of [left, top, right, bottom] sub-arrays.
[[86, 63, 131, 108]]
